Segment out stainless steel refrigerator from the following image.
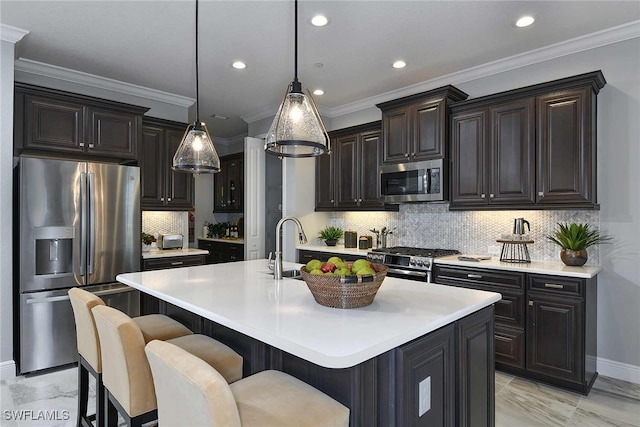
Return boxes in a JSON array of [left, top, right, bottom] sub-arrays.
[[16, 156, 141, 374]]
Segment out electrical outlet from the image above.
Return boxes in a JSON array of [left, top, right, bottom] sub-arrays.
[[487, 245, 501, 256], [418, 376, 431, 417]]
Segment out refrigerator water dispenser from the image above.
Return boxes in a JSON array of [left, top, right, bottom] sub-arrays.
[[34, 226, 74, 275]]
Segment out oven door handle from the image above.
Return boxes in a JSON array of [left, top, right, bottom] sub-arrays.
[[387, 268, 428, 278]]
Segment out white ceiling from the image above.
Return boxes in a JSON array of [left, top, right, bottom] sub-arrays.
[[2, 1, 639, 137]]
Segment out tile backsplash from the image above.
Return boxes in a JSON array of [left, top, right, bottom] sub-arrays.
[[328, 204, 601, 264], [142, 211, 189, 247]]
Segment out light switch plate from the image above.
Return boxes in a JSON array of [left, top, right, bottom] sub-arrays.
[[418, 376, 431, 417]]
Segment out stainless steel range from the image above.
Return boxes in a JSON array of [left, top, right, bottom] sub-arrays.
[[367, 247, 460, 283]]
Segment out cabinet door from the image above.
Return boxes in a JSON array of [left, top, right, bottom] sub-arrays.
[[225, 156, 242, 212], [413, 98, 446, 160], [166, 129, 194, 209], [527, 292, 584, 383], [23, 95, 85, 154], [140, 125, 166, 209], [382, 105, 410, 164], [315, 145, 335, 209], [86, 107, 137, 159], [214, 166, 228, 211], [489, 98, 535, 205], [537, 87, 594, 205], [335, 134, 359, 209], [450, 110, 488, 205], [358, 130, 385, 209]]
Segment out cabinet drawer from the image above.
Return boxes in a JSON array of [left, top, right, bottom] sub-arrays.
[[434, 265, 524, 291], [494, 292, 525, 328], [527, 274, 584, 298], [143, 255, 205, 271], [495, 324, 525, 369]]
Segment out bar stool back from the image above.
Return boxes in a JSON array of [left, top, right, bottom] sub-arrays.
[[145, 339, 350, 427]]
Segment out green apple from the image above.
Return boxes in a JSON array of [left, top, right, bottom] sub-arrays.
[[334, 261, 347, 269], [351, 259, 370, 273], [327, 256, 343, 265], [336, 267, 351, 276], [306, 259, 323, 271], [356, 266, 375, 276], [310, 268, 324, 275]]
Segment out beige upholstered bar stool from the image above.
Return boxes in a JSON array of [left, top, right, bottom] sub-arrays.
[[145, 339, 350, 427], [92, 305, 243, 427], [68, 287, 193, 427]]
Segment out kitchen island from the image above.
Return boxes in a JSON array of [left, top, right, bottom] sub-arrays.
[[117, 259, 501, 426]]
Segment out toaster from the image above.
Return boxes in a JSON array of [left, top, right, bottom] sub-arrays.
[[158, 233, 183, 250]]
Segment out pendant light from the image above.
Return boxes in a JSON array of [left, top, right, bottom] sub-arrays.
[[173, 0, 220, 173], [265, 0, 330, 158]]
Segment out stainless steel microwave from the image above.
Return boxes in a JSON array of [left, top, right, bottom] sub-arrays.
[[379, 159, 446, 203]]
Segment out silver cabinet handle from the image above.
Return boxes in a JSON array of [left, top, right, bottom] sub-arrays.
[[544, 283, 564, 289], [529, 301, 534, 306], [480, 194, 486, 199], [330, 199, 334, 203], [538, 191, 544, 196], [160, 197, 164, 202], [170, 261, 184, 266], [411, 152, 416, 157], [88, 143, 94, 148], [489, 193, 495, 198], [79, 142, 85, 147], [467, 274, 483, 279], [354, 198, 358, 202], [167, 198, 172, 202], [93, 287, 135, 297], [26, 295, 70, 304]]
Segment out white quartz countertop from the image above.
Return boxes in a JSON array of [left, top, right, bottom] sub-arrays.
[[199, 237, 245, 244], [435, 255, 602, 278], [142, 248, 209, 259], [297, 243, 371, 257], [117, 259, 500, 368]]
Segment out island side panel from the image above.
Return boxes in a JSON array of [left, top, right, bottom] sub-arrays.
[[457, 306, 495, 427]]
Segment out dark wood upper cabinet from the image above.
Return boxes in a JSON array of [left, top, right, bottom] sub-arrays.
[[451, 98, 535, 207], [14, 83, 147, 161], [140, 117, 194, 210], [214, 153, 244, 213], [450, 70, 605, 210], [377, 86, 468, 164], [316, 121, 394, 211]]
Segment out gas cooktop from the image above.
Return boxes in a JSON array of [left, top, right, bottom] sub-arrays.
[[370, 247, 460, 258]]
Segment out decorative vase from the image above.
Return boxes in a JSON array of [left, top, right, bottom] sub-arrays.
[[560, 249, 588, 266], [325, 239, 337, 247], [142, 243, 151, 253]]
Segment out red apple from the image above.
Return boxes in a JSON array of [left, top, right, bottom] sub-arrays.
[[321, 262, 337, 273], [369, 261, 376, 271]]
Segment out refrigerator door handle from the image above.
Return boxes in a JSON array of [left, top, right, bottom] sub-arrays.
[[79, 172, 87, 276], [26, 295, 71, 304], [87, 172, 96, 275], [92, 287, 136, 297]]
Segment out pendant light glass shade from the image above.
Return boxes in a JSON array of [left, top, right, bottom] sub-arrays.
[[173, 122, 220, 173], [172, 0, 220, 173], [265, 85, 329, 157], [265, 0, 330, 158]]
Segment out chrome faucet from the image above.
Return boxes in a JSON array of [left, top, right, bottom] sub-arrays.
[[274, 216, 308, 279]]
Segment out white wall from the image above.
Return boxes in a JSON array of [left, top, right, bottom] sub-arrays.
[[1, 39, 18, 378]]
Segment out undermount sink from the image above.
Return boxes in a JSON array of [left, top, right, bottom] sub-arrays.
[[281, 269, 303, 280]]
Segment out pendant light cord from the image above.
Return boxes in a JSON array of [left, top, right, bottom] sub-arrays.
[[195, 0, 200, 123], [293, 0, 299, 85]]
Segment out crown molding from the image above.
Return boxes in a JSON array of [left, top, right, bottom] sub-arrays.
[[0, 24, 29, 44], [215, 134, 248, 146], [14, 58, 195, 108], [243, 20, 640, 122]]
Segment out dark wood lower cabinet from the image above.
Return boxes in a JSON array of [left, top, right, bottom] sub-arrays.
[[198, 239, 244, 264], [298, 249, 362, 264], [434, 265, 598, 395]]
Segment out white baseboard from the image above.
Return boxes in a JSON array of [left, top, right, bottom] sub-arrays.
[[0, 360, 16, 380], [598, 357, 640, 384]]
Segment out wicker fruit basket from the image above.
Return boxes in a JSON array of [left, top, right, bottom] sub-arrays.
[[300, 264, 388, 309]]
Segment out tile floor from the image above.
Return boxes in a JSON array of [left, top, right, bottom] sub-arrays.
[[1, 367, 639, 426]]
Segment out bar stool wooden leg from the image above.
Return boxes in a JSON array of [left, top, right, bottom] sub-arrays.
[[76, 360, 89, 427], [104, 391, 118, 427]]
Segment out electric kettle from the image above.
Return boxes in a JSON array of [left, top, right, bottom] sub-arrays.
[[513, 218, 530, 235]]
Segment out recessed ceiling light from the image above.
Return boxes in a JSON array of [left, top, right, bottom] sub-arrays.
[[311, 15, 328, 27], [392, 60, 407, 69], [313, 89, 325, 96], [232, 61, 246, 69], [210, 114, 228, 120], [515, 16, 535, 27]]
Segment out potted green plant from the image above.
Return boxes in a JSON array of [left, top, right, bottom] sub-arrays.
[[547, 223, 611, 266], [318, 226, 343, 247], [141, 232, 156, 252]]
